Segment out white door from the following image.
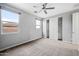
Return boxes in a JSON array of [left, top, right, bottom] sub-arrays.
[[49, 18, 58, 40], [72, 13, 79, 44]]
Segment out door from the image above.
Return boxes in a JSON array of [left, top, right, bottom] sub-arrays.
[[49, 18, 58, 40], [72, 13, 79, 44]]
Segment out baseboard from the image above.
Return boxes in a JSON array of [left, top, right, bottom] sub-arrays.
[[0, 37, 42, 52]]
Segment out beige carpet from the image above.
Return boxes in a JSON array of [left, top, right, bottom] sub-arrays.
[[1, 38, 79, 56]]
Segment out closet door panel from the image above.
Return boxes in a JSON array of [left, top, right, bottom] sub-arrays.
[[72, 13, 79, 44]]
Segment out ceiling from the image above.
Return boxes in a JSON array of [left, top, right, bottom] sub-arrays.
[[7, 3, 79, 18]]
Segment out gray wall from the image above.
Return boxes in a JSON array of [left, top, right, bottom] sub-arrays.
[[0, 4, 42, 51]]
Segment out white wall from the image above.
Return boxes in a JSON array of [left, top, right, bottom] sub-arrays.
[[0, 4, 42, 51]]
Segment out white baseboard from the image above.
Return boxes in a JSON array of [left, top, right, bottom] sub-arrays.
[[0, 38, 42, 52]]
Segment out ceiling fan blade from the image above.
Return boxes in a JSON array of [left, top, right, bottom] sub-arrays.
[[44, 10, 47, 14], [45, 7, 55, 9], [43, 3, 48, 8]]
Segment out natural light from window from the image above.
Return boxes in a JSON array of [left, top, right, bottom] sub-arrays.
[[1, 9, 19, 34], [36, 20, 41, 29]]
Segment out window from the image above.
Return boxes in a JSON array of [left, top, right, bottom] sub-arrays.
[[1, 9, 19, 34], [36, 20, 41, 29]]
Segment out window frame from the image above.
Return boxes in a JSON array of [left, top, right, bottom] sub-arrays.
[[35, 20, 41, 29], [0, 6, 20, 35]]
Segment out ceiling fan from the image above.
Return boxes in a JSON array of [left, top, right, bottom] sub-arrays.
[[33, 3, 55, 14]]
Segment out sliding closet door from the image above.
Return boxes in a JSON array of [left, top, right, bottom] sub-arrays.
[[72, 12, 79, 44]]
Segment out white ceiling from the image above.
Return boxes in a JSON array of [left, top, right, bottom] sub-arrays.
[[8, 3, 79, 18]]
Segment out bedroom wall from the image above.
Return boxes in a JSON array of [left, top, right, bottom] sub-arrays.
[[0, 4, 42, 51]]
